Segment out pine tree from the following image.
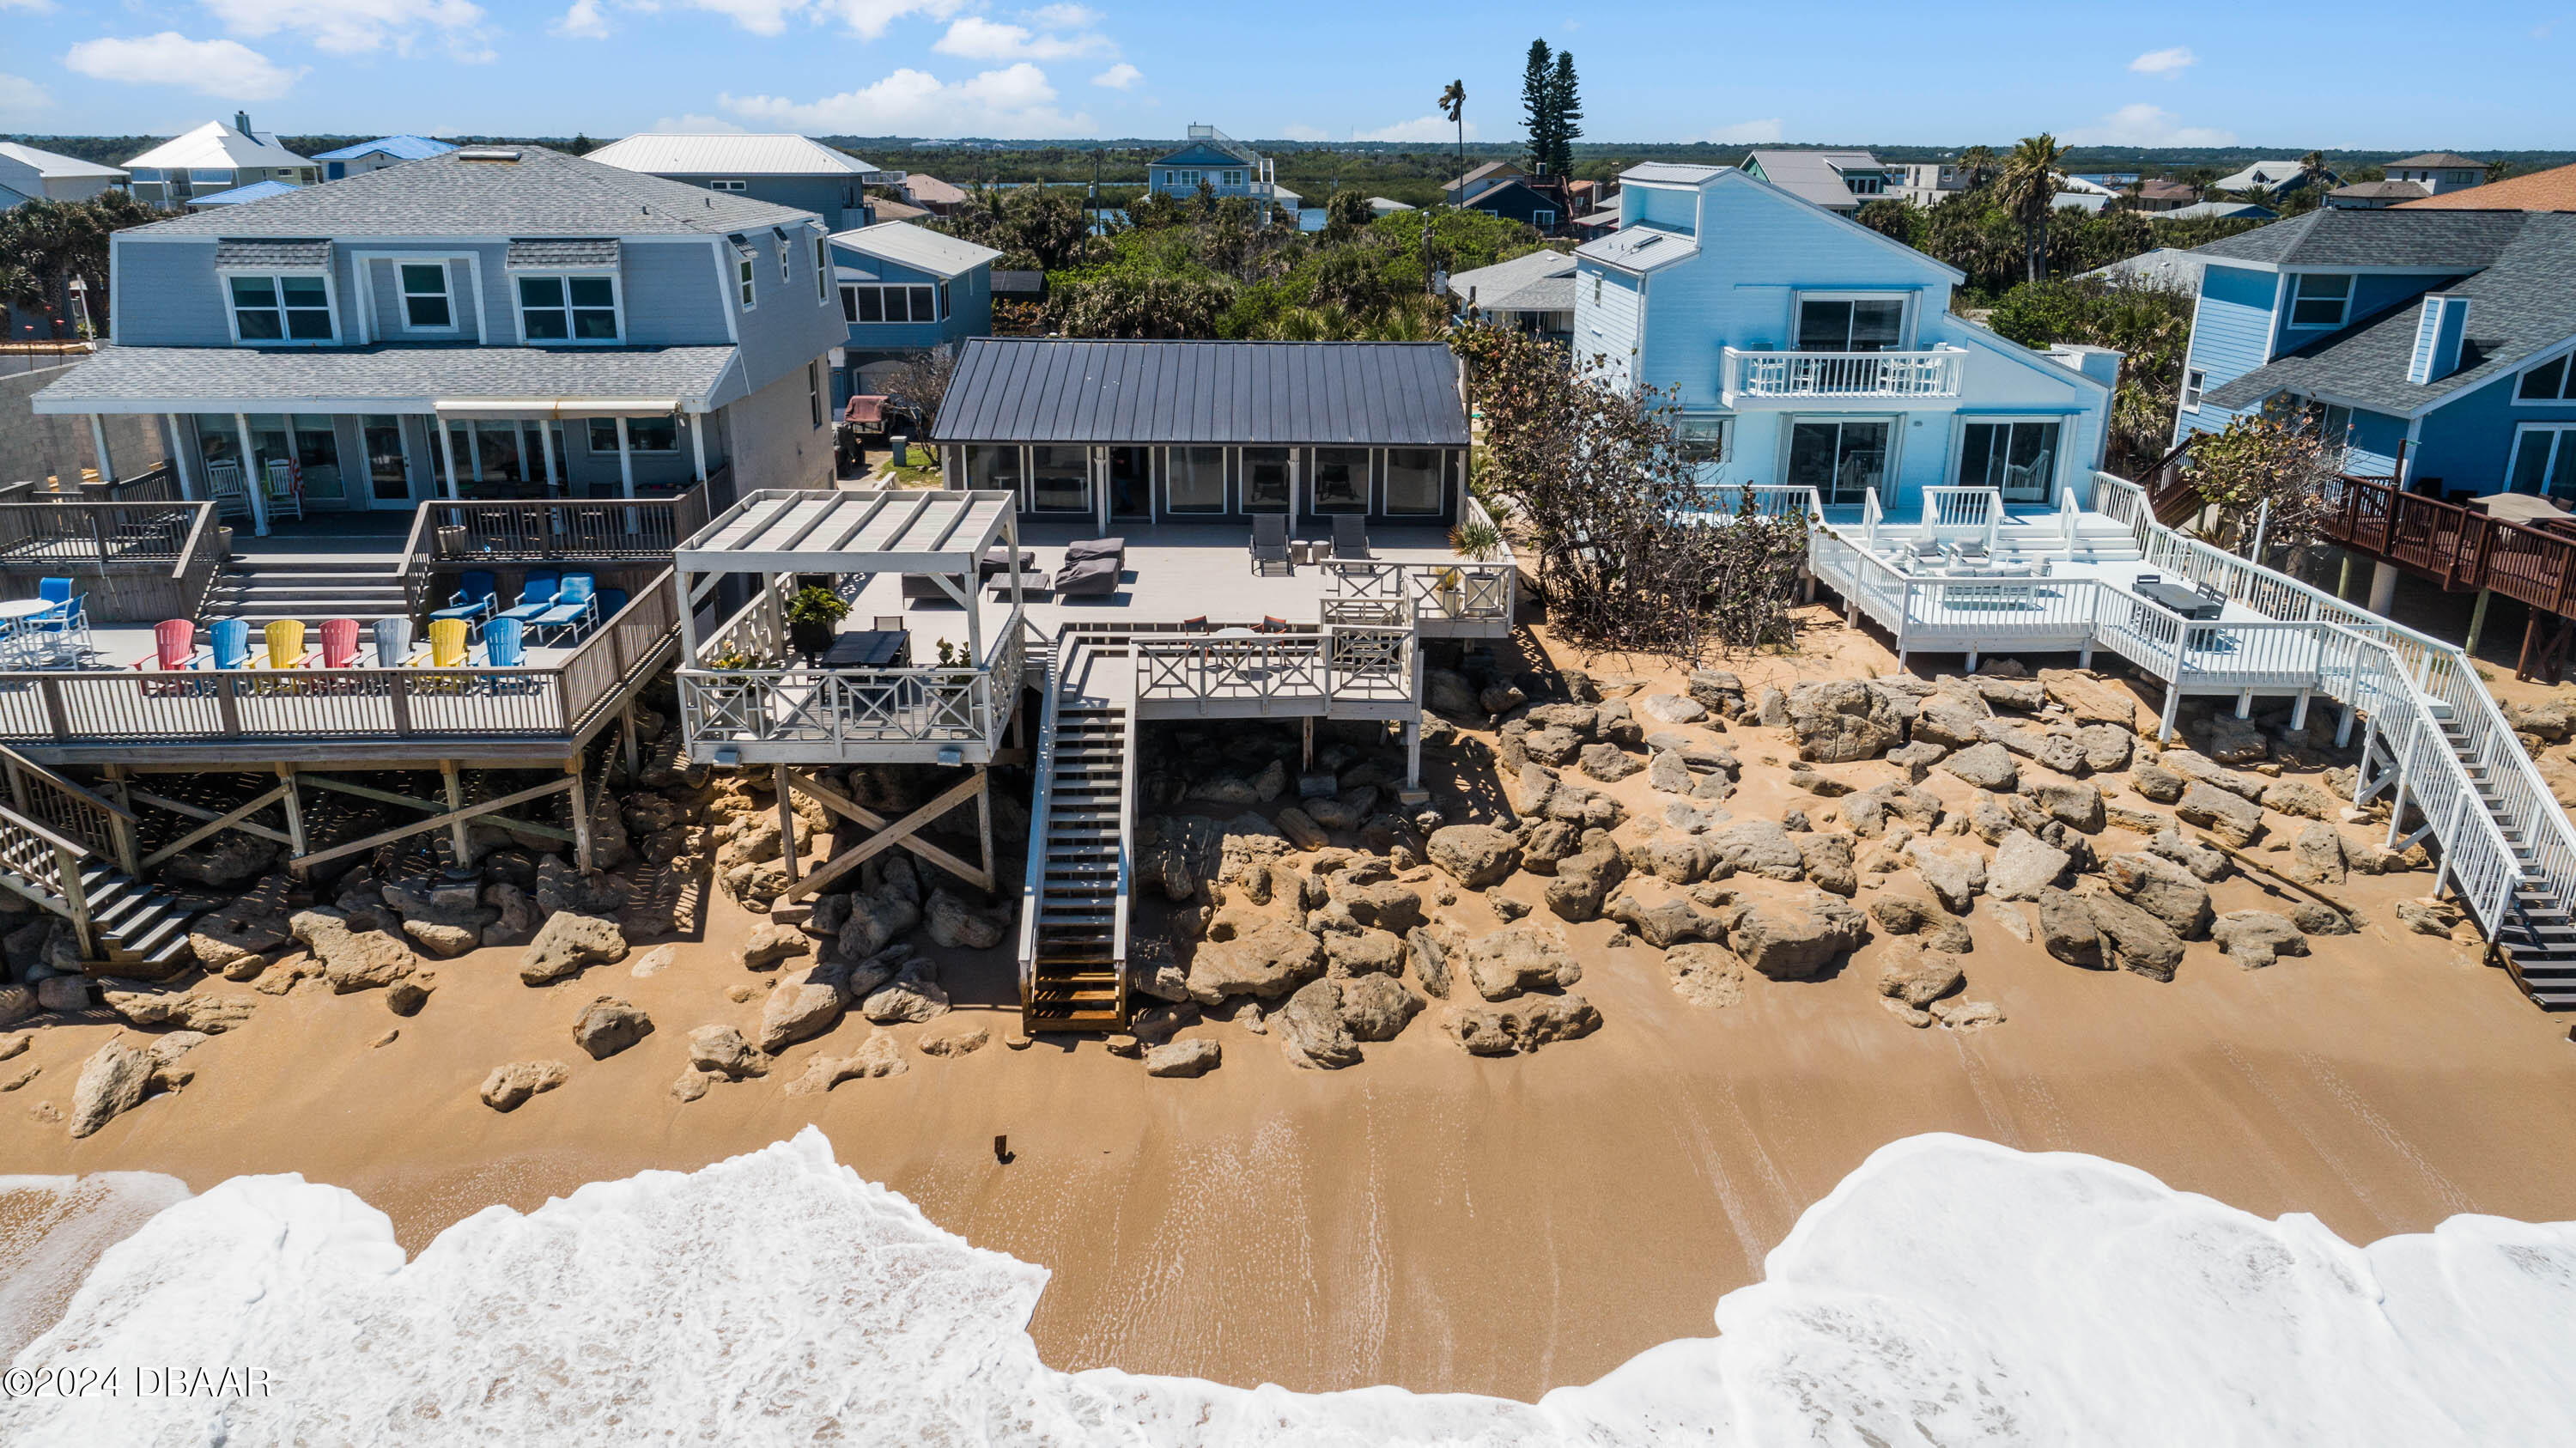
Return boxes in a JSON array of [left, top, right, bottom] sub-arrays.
[[1547, 52, 1582, 178], [1520, 40, 1555, 174]]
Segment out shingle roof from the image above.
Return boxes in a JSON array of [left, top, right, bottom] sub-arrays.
[[900, 175, 967, 208], [1445, 161, 1522, 191], [0, 142, 127, 181], [828, 222, 1002, 278], [2330, 180, 2432, 202], [2159, 201, 2276, 221], [125, 122, 310, 172], [586, 133, 877, 177], [31, 344, 743, 411], [1447, 248, 1577, 313], [2398, 161, 2576, 212], [125, 143, 817, 239], [311, 136, 456, 162], [2387, 153, 2487, 170], [933, 338, 1467, 447], [2201, 212, 2576, 417], [507, 239, 620, 267], [2186, 206, 2526, 267], [1152, 141, 1251, 168], [213, 240, 330, 267]]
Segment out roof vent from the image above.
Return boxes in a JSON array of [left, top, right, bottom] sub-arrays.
[[234, 111, 252, 136], [456, 146, 522, 162]]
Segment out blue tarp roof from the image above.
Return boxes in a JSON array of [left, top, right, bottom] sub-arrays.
[[311, 135, 456, 162], [185, 179, 299, 206]]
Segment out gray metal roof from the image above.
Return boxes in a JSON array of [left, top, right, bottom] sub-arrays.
[[1447, 247, 1577, 313], [932, 339, 1467, 447], [2202, 213, 2576, 417], [30, 343, 742, 414], [507, 238, 621, 267], [125, 143, 817, 240], [213, 240, 330, 268], [680, 488, 1013, 572], [2189, 207, 2526, 268], [1741, 150, 1875, 210]]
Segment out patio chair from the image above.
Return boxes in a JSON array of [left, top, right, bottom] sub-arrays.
[[261, 460, 305, 523], [1331, 514, 1370, 561], [412, 618, 469, 670], [978, 547, 1036, 580], [134, 619, 202, 697], [498, 571, 562, 628], [258, 619, 308, 670], [528, 574, 598, 643], [319, 618, 361, 669], [206, 462, 253, 522], [1250, 513, 1291, 575], [1053, 555, 1121, 599], [210, 618, 251, 671], [431, 570, 500, 637], [27, 577, 90, 664], [596, 587, 629, 623], [373, 617, 413, 669], [483, 616, 527, 667], [1065, 537, 1125, 564]]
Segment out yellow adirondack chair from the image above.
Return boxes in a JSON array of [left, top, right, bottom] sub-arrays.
[[409, 617, 468, 674], [258, 619, 307, 670]]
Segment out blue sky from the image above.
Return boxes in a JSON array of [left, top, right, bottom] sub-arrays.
[[2, 0, 2568, 150]]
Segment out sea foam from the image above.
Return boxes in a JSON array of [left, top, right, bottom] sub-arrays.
[[4, 1129, 2573, 1445]]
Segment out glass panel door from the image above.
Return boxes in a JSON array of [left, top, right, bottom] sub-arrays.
[[2512, 429, 2576, 502], [1242, 447, 1291, 511], [1107, 446, 1152, 518], [363, 416, 413, 502], [1788, 419, 1891, 506], [291, 416, 344, 502], [1958, 420, 2060, 502], [1797, 297, 1905, 351], [1165, 447, 1226, 513], [1028, 444, 1091, 513], [1309, 447, 1370, 513]]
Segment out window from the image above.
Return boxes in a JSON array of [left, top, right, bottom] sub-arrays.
[[712, 179, 746, 192], [399, 263, 453, 330], [2182, 368, 2207, 411], [519, 275, 618, 342], [841, 283, 940, 324], [587, 417, 677, 453], [2509, 425, 2576, 502], [228, 274, 333, 343], [1787, 418, 1893, 505], [1958, 420, 2062, 501], [1674, 416, 1729, 472], [815, 235, 829, 301], [2518, 354, 2576, 403], [1242, 447, 1291, 511], [1029, 444, 1091, 513], [809, 361, 824, 429], [777, 238, 792, 282], [1166, 447, 1227, 512], [1383, 448, 1449, 515], [363, 415, 410, 502], [964, 444, 1023, 492], [1533, 209, 1556, 228], [1797, 296, 1905, 352], [1224, 170, 1244, 186], [737, 248, 756, 309], [2289, 273, 2353, 328], [1310, 447, 1370, 513]]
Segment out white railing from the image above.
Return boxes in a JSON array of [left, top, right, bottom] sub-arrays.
[[1322, 557, 1514, 629], [677, 606, 1024, 753], [1721, 345, 1966, 403], [2057, 484, 2083, 552], [1133, 634, 1326, 706], [1861, 490, 1885, 548], [1921, 486, 2003, 551]]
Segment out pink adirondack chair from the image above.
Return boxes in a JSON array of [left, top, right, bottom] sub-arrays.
[[319, 618, 361, 669], [134, 618, 198, 698]]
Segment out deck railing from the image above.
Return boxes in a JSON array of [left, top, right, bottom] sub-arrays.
[[412, 485, 712, 563], [675, 605, 1026, 751], [2317, 473, 2576, 617], [1721, 345, 1966, 403]]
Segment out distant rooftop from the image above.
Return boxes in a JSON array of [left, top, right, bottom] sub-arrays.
[[182, 179, 301, 208], [311, 136, 456, 163], [0, 142, 127, 181], [934, 338, 1467, 447], [829, 221, 1004, 277], [1623, 162, 1729, 186], [1447, 247, 1577, 313], [2386, 152, 2488, 170], [126, 119, 310, 172], [587, 133, 878, 177], [2398, 161, 2576, 213]]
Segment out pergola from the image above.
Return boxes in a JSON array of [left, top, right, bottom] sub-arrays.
[[673, 486, 1026, 903]]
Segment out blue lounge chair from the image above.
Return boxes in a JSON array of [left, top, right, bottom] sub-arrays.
[[497, 571, 561, 628], [596, 587, 629, 621], [431, 571, 499, 637], [210, 618, 251, 670], [528, 573, 597, 643]]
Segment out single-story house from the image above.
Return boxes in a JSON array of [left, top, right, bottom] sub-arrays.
[[1446, 248, 1576, 342]]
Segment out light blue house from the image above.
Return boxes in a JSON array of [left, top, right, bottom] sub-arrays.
[[1145, 125, 1295, 211], [586, 133, 890, 232], [1570, 162, 2119, 514], [313, 135, 455, 180], [30, 143, 846, 523], [2173, 210, 2576, 498], [827, 222, 1003, 404]]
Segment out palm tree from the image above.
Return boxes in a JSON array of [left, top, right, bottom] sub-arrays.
[[2119, 176, 2147, 212], [1438, 80, 1467, 194], [1958, 144, 1996, 190], [1996, 134, 2069, 283]]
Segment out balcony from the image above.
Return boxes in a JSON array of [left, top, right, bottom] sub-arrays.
[[1721, 345, 1967, 405]]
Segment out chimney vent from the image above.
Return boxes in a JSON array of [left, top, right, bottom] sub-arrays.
[[234, 111, 252, 136]]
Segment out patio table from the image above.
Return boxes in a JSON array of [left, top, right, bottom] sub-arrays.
[[821, 630, 909, 668], [0, 597, 72, 666], [2134, 581, 2224, 620]]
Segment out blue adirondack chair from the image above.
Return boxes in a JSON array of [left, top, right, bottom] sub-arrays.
[[497, 571, 561, 628], [483, 616, 526, 666], [431, 570, 499, 637], [210, 618, 251, 670], [528, 573, 597, 642]]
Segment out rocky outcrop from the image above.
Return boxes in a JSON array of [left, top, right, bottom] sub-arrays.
[[2212, 910, 2310, 969], [1714, 887, 1869, 981], [1989, 830, 2071, 902], [1144, 1038, 1222, 1077], [687, 1025, 769, 1079], [2087, 894, 2185, 981], [69, 1037, 154, 1138], [1464, 923, 1582, 1001], [2101, 852, 2214, 939], [479, 1059, 569, 1112], [1709, 820, 1807, 882], [1906, 841, 1987, 915], [2035, 886, 2104, 968], [289, 909, 419, 994], [2038, 669, 2140, 728], [758, 961, 856, 1051], [1939, 741, 2018, 792], [925, 888, 1012, 949], [2176, 782, 2264, 848], [1663, 943, 1745, 1007], [1275, 977, 1363, 1068], [1426, 825, 1521, 888], [518, 912, 629, 986], [1878, 946, 1965, 1009], [1784, 680, 1904, 763], [784, 1032, 908, 1094], [100, 987, 255, 1035], [1186, 911, 1325, 1005], [572, 996, 653, 1060], [1336, 972, 1424, 1042]]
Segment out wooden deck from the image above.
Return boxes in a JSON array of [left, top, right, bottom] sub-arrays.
[[2315, 475, 2576, 678]]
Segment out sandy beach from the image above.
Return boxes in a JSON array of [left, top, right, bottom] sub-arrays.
[[8, 616, 2576, 1401]]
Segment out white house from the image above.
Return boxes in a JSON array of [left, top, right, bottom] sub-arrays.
[[0, 143, 127, 208], [124, 115, 316, 209]]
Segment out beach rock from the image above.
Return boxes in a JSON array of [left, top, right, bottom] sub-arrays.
[[860, 963, 950, 1025], [1990, 830, 2072, 901], [2163, 751, 2266, 802], [2036, 887, 2104, 968], [2395, 897, 2465, 937], [758, 963, 854, 1050], [924, 888, 1011, 950], [37, 974, 90, 1013], [1911, 691, 1994, 750], [1878, 946, 1965, 1007], [385, 976, 434, 1017], [572, 996, 653, 1060], [739, 919, 811, 970], [1330, 880, 1425, 935], [2102, 853, 2214, 938], [2148, 830, 2231, 882], [669, 1070, 714, 1103], [1577, 742, 1642, 782], [1427, 825, 1521, 888], [2290, 901, 2354, 936], [2202, 718, 2268, 764], [1906, 842, 1987, 915], [2288, 821, 2348, 886], [1710, 820, 1807, 882], [1868, 895, 1943, 935], [535, 856, 631, 917], [99, 988, 254, 1035], [1186, 915, 1324, 1005], [69, 1037, 154, 1138], [1337, 973, 1425, 1041], [686, 1025, 769, 1079], [786, 1032, 908, 1094], [1426, 669, 1479, 718], [160, 834, 276, 890], [518, 912, 628, 986], [2177, 782, 2265, 847], [1640, 693, 1709, 725], [2076, 723, 2134, 773], [2038, 670, 2139, 728], [1647, 751, 1695, 794], [1444, 1006, 1522, 1056], [400, 919, 479, 958], [1144, 1039, 1222, 1077], [918, 1020, 991, 1058], [1321, 926, 1406, 977], [2212, 910, 2310, 969], [1930, 996, 2007, 1031], [2130, 764, 2187, 804], [2087, 895, 2185, 981], [1718, 888, 1870, 980], [1516, 994, 1601, 1050], [2034, 780, 2106, 834], [186, 909, 290, 976], [1784, 680, 1902, 763], [1797, 832, 1859, 897], [483, 883, 541, 942], [0, 987, 32, 1031], [1606, 892, 1723, 949], [1841, 783, 1944, 838], [1465, 923, 1582, 1001], [1662, 943, 1745, 1007], [1519, 726, 1583, 767], [2263, 780, 2339, 821], [478, 1059, 569, 1112], [1275, 977, 1363, 1069], [1405, 927, 1453, 999], [289, 910, 418, 995], [1939, 741, 2019, 793]]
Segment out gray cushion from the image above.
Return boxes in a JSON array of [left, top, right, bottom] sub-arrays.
[[1065, 537, 1125, 563], [1054, 556, 1121, 596]]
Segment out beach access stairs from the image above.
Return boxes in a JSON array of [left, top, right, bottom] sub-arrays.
[[1017, 630, 1135, 1034], [0, 746, 196, 971]]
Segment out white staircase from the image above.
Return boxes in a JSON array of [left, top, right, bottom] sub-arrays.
[[1016, 631, 1134, 1034]]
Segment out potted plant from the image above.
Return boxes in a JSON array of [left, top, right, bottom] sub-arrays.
[[783, 585, 850, 664]]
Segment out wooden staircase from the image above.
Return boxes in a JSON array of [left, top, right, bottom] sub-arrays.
[[200, 557, 410, 631], [1017, 631, 1134, 1034], [2431, 706, 2576, 1006], [0, 748, 201, 971]]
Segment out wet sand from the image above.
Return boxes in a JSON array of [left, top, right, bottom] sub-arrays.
[[8, 622, 2576, 1399]]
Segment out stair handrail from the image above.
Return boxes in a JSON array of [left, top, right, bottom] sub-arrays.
[[0, 743, 135, 824], [1014, 627, 1076, 1005], [1112, 661, 1138, 1027]]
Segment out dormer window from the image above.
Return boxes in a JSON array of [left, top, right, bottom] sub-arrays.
[[2289, 273, 2353, 328], [736, 247, 756, 310], [400, 263, 453, 330], [814, 235, 829, 301], [518, 275, 619, 342], [711, 179, 746, 192], [229, 274, 333, 344]]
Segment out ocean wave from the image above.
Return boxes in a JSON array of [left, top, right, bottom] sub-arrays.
[[4, 1130, 2573, 1445], [0, 1171, 192, 1364]]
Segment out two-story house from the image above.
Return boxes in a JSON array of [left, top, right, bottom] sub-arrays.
[[2213, 159, 2337, 202], [0, 142, 127, 209], [312, 135, 456, 180], [1460, 176, 1567, 234], [586, 133, 890, 233], [827, 222, 1002, 403], [1146, 125, 1291, 210], [1891, 161, 1965, 208], [1444, 161, 1527, 204], [32, 143, 846, 526], [1737, 149, 1896, 215], [124, 115, 317, 209], [2385, 153, 2489, 196], [2172, 209, 2576, 500], [1570, 162, 2118, 513]]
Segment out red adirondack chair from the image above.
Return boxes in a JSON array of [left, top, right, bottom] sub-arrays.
[[319, 617, 361, 668], [134, 618, 199, 697]]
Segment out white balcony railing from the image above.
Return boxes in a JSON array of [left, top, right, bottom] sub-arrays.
[[1721, 345, 1967, 404]]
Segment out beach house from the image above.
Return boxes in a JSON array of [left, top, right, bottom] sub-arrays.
[[827, 222, 1003, 403], [1446, 249, 1577, 343], [1570, 162, 2119, 514], [123, 116, 317, 210], [312, 136, 456, 181], [1147, 126, 1287, 210], [0, 143, 128, 208], [586, 133, 890, 232], [1736, 150, 1895, 215]]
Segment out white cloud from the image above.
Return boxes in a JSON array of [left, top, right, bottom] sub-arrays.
[[0, 72, 51, 120], [553, 0, 967, 40], [722, 63, 1093, 137], [0, 0, 59, 13], [1278, 123, 1326, 142], [2065, 102, 2238, 147], [933, 15, 1107, 60], [647, 113, 746, 132], [1090, 61, 1140, 90], [1352, 113, 1472, 143], [674, 0, 811, 35], [200, 0, 489, 58], [551, 0, 610, 37], [64, 33, 305, 100], [1696, 118, 1783, 144], [1024, 3, 1099, 27], [814, 0, 969, 40], [2128, 46, 2197, 77]]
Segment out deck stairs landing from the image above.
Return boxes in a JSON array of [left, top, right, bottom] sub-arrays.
[[1018, 632, 1134, 1035], [200, 556, 410, 632]]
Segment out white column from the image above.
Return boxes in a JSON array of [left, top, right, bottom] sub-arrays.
[[165, 416, 198, 501], [234, 412, 270, 536], [614, 416, 636, 499], [434, 417, 461, 500], [538, 420, 561, 497], [87, 415, 114, 486], [689, 411, 709, 485]]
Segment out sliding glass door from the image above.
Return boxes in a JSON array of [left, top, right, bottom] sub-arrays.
[[1786, 418, 1893, 506], [1957, 419, 2061, 502]]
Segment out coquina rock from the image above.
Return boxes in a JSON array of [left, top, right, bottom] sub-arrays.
[[2102, 852, 2214, 939], [1784, 680, 1904, 763], [1185, 910, 1325, 1005], [519, 912, 629, 986], [478, 1059, 569, 1112], [1463, 922, 1583, 1001], [2212, 910, 2310, 969], [1426, 825, 1521, 888], [289, 909, 419, 994], [572, 996, 653, 1060], [69, 1037, 155, 1138], [1275, 977, 1363, 1068], [1715, 886, 1870, 981]]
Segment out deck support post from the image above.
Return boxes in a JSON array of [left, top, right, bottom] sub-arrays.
[[2235, 690, 2252, 719], [2385, 728, 2416, 852], [2158, 681, 2182, 742], [2366, 560, 2400, 615], [974, 776, 995, 892], [568, 764, 594, 873], [780, 768, 990, 903], [440, 760, 471, 867], [2335, 701, 2355, 747], [2078, 642, 2093, 669], [1404, 718, 1423, 790], [1302, 716, 1314, 772], [618, 702, 641, 785], [2336, 552, 2356, 601], [88, 414, 114, 488], [2464, 588, 2493, 659], [2290, 689, 2312, 732], [776, 765, 800, 884], [100, 764, 139, 878], [275, 764, 307, 861]]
